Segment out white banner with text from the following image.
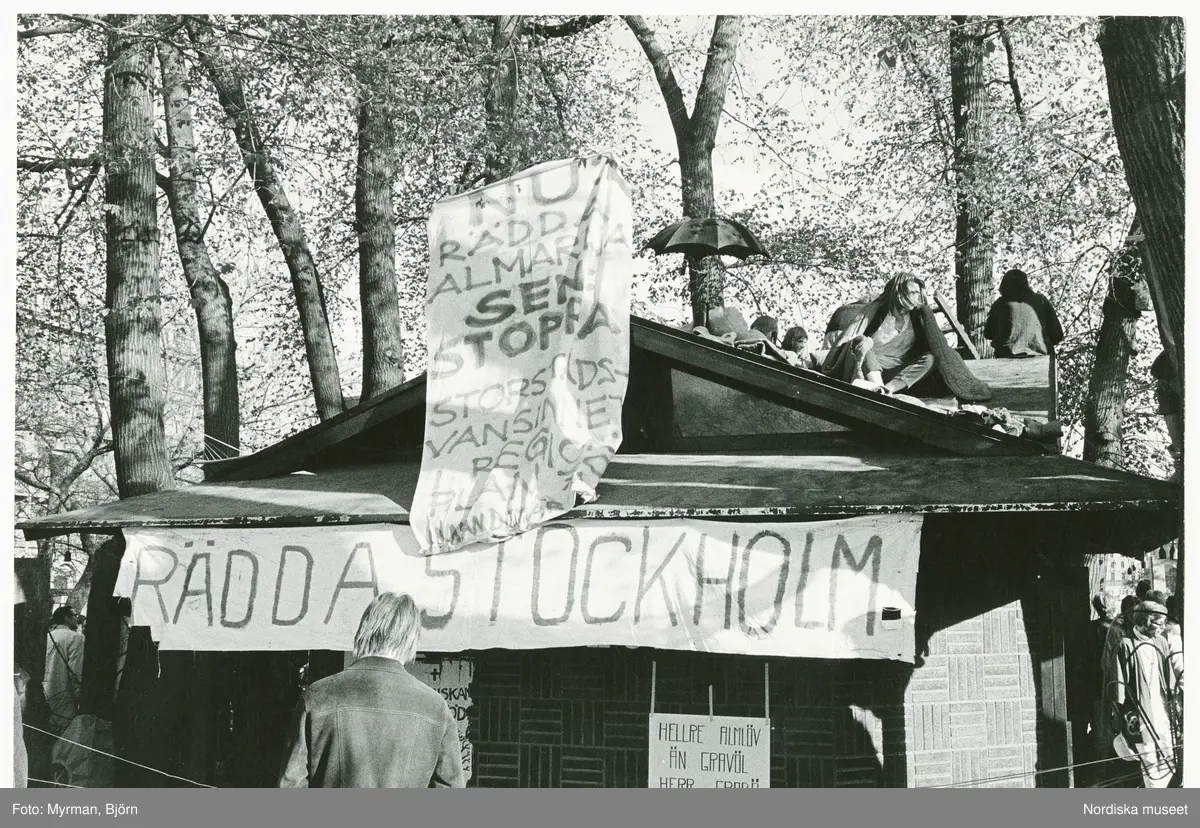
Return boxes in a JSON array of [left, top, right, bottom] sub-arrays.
[[409, 659, 473, 783], [649, 713, 771, 789], [116, 515, 922, 661], [412, 155, 632, 554]]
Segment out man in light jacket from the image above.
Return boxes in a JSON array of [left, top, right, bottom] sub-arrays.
[[278, 592, 464, 788], [43, 605, 85, 735]]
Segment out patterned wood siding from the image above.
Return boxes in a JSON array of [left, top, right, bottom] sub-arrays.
[[465, 519, 1043, 789], [904, 600, 1038, 787]]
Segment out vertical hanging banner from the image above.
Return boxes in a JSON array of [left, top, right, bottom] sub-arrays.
[[413, 156, 633, 554]]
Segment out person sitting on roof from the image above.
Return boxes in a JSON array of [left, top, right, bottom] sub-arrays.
[[983, 268, 1064, 357], [750, 315, 779, 344], [821, 273, 935, 395], [779, 325, 821, 370]]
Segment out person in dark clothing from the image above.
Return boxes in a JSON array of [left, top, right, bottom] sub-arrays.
[[278, 592, 464, 788], [750, 315, 779, 344], [1151, 351, 1182, 480], [984, 268, 1064, 357], [1093, 595, 1113, 640]]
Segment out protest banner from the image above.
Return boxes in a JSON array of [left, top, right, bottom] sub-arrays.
[[412, 155, 633, 554], [409, 658, 474, 783], [649, 713, 771, 788], [115, 515, 922, 661]]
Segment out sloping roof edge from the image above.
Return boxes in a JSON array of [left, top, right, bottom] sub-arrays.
[[205, 316, 1050, 484]]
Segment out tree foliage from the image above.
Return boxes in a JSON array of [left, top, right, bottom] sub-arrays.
[[14, 13, 1181, 564]]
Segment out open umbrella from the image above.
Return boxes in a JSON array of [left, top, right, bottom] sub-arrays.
[[644, 216, 770, 260]]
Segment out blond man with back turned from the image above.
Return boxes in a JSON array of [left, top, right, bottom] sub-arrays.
[[278, 592, 465, 788]]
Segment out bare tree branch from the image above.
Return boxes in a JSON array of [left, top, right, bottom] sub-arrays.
[[54, 163, 101, 234], [998, 19, 1026, 124], [690, 17, 741, 133], [52, 431, 115, 511], [17, 22, 87, 40], [622, 16, 691, 141], [18, 155, 100, 173], [529, 16, 607, 38], [14, 471, 55, 496]]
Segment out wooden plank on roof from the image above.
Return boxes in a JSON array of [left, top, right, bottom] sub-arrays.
[[932, 291, 980, 359], [921, 357, 1052, 423], [630, 317, 1047, 457], [205, 374, 427, 482]]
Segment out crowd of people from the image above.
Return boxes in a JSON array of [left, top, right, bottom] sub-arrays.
[[1094, 580, 1184, 787]]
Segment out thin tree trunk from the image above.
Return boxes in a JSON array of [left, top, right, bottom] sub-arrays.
[[188, 20, 345, 420], [483, 16, 525, 184], [67, 532, 99, 610], [624, 15, 741, 328], [950, 15, 995, 358], [104, 20, 175, 498], [355, 91, 405, 399], [1098, 17, 1185, 392], [158, 40, 240, 458], [1082, 232, 1146, 467]]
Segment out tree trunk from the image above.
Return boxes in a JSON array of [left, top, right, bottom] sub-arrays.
[[680, 142, 721, 325], [950, 15, 995, 358], [68, 532, 99, 610], [483, 16, 525, 184], [78, 535, 125, 721], [1098, 18, 1185, 392], [158, 40, 241, 458], [188, 21, 346, 421], [624, 15, 741, 327], [1082, 240, 1145, 468], [103, 20, 175, 499], [1099, 17, 1186, 604], [355, 91, 405, 399]]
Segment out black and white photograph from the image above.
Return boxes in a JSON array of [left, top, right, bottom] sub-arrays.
[[6, 10, 1189, 806]]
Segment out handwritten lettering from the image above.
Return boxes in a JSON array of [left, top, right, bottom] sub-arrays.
[[414, 157, 631, 553], [121, 516, 921, 662]]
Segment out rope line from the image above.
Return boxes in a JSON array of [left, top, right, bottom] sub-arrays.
[[22, 722, 215, 788], [1088, 770, 1146, 788], [21, 725, 1179, 789], [916, 740, 1182, 789], [27, 776, 85, 789]]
